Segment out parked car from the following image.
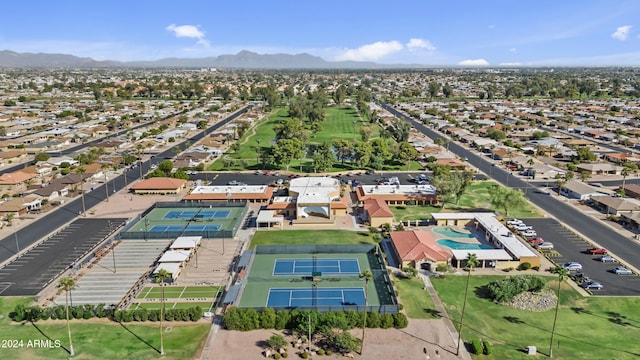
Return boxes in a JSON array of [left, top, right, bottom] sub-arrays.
[[587, 247, 608, 255], [563, 262, 583, 271], [537, 242, 554, 250], [596, 255, 616, 263], [506, 218, 524, 226], [528, 237, 545, 245], [520, 230, 538, 238], [581, 281, 604, 290], [228, 180, 240, 185], [513, 224, 533, 231], [612, 266, 633, 275]]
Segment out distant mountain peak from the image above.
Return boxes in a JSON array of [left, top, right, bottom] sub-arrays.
[[0, 49, 413, 69]]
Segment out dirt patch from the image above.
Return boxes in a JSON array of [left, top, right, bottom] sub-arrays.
[[211, 319, 461, 360]]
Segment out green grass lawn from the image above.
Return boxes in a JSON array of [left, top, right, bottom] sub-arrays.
[[390, 205, 441, 222], [0, 297, 209, 360], [132, 302, 213, 311], [431, 275, 640, 359], [210, 105, 423, 173], [394, 276, 438, 319], [138, 286, 221, 299], [250, 230, 375, 248]]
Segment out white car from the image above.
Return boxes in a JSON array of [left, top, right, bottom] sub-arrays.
[[563, 262, 583, 271], [513, 224, 533, 231], [520, 230, 537, 238], [537, 242, 554, 250], [506, 218, 524, 226]]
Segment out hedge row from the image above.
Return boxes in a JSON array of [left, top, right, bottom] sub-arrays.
[[11, 304, 114, 322], [10, 304, 203, 323], [222, 307, 407, 332]]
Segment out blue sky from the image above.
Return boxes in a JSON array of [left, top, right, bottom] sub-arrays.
[[1, 0, 640, 66]]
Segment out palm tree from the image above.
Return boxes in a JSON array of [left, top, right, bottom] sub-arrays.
[[101, 163, 110, 202], [621, 167, 629, 198], [75, 166, 86, 216], [525, 157, 535, 194], [359, 270, 373, 354], [549, 265, 570, 357], [457, 253, 480, 356], [136, 144, 144, 179], [58, 277, 76, 357], [154, 269, 170, 356]]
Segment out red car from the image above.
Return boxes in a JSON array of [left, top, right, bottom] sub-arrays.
[[528, 237, 544, 245], [587, 247, 607, 255]]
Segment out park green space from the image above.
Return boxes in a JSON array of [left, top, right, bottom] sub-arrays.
[[389, 181, 540, 222], [250, 230, 376, 248], [0, 297, 209, 360], [394, 276, 437, 319], [210, 105, 423, 172], [430, 275, 640, 359]]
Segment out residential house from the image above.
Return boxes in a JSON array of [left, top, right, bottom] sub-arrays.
[[590, 196, 640, 215], [0, 171, 38, 196], [577, 163, 624, 175], [560, 180, 608, 201]]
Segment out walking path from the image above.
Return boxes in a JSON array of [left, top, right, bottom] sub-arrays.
[[418, 272, 473, 360]]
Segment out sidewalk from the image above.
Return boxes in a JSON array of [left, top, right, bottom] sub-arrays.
[[418, 272, 473, 360]]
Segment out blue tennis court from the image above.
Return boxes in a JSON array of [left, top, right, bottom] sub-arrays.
[[267, 287, 365, 307], [273, 258, 360, 276], [151, 224, 220, 232], [163, 209, 230, 220], [151, 225, 185, 232]]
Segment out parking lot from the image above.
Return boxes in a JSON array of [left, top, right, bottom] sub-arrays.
[[524, 218, 640, 296]]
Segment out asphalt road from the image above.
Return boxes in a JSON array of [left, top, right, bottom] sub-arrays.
[[0, 106, 250, 267], [380, 102, 640, 280]]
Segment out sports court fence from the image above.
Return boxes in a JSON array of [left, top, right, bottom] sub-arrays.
[[119, 201, 248, 240]]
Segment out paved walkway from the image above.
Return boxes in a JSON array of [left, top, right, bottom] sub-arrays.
[[418, 271, 473, 360]]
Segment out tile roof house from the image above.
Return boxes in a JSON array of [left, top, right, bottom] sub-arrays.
[[389, 230, 452, 269], [130, 177, 187, 195], [363, 198, 394, 227], [589, 196, 640, 215]]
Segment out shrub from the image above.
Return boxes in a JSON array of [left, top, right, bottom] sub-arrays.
[[471, 339, 483, 355], [393, 313, 408, 328], [517, 262, 532, 271], [486, 275, 546, 303], [273, 352, 281, 359], [299, 351, 309, 359], [325, 350, 332, 356], [483, 339, 493, 355], [316, 349, 325, 355], [282, 352, 288, 358], [532, 266, 540, 271], [435, 263, 449, 272]]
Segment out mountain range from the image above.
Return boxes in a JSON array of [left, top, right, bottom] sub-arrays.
[[0, 50, 415, 69]]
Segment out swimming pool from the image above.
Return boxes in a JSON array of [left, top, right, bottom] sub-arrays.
[[437, 239, 493, 250], [433, 227, 476, 239]]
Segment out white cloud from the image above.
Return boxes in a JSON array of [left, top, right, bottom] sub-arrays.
[[335, 41, 403, 61], [458, 59, 489, 66], [612, 25, 632, 41], [166, 24, 210, 47], [406, 38, 436, 52], [509, 47, 517, 53]]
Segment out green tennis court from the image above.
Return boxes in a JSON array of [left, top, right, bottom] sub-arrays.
[[237, 246, 398, 312]]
